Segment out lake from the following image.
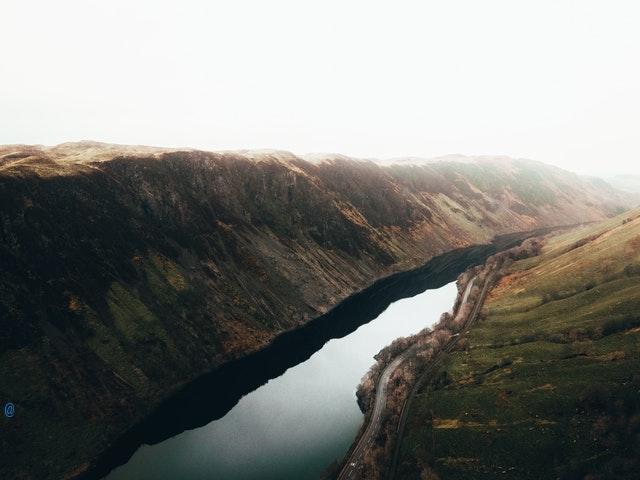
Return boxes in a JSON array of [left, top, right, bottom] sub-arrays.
[[105, 283, 457, 480]]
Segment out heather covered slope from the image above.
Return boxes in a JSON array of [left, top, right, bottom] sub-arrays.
[[397, 210, 640, 480], [0, 142, 635, 479]]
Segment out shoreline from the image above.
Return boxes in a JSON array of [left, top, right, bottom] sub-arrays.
[[337, 230, 556, 479], [79, 227, 562, 480]]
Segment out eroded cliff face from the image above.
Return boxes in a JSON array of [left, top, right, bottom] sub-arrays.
[[0, 142, 633, 479]]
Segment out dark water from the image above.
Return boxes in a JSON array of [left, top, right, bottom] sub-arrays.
[[89, 239, 532, 480], [106, 283, 457, 480]]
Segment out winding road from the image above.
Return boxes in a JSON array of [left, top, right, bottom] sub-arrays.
[[388, 273, 495, 479], [337, 273, 493, 480], [338, 345, 416, 480]]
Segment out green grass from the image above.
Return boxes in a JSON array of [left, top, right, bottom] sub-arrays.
[[146, 252, 188, 298], [84, 303, 147, 389], [107, 282, 169, 344], [398, 210, 640, 479]]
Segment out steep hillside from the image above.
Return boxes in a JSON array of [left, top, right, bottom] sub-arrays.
[[397, 209, 640, 480], [0, 142, 634, 479]]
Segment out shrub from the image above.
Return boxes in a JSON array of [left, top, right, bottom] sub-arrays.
[[623, 264, 640, 277], [439, 312, 454, 329], [602, 315, 640, 336], [547, 332, 570, 343], [497, 356, 513, 368], [578, 384, 610, 413], [432, 328, 452, 349]]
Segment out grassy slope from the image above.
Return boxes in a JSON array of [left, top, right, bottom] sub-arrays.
[[399, 210, 640, 480]]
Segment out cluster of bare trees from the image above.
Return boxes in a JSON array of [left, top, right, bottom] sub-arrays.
[[356, 263, 484, 415], [351, 236, 547, 479], [353, 268, 482, 478]]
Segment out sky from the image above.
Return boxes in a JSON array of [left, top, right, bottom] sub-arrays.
[[1, 1, 639, 176]]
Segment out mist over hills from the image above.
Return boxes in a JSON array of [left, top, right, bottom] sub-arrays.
[[607, 174, 640, 194]]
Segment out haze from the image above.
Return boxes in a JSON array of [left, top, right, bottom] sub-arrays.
[[2, 1, 639, 176]]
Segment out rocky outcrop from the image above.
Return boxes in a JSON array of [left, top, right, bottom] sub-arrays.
[[0, 142, 634, 479]]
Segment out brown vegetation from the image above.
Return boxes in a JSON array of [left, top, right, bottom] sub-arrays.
[[353, 238, 546, 479]]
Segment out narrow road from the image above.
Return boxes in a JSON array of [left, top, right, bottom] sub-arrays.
[[338, 273, 494, 480], [387, 273, 495, 479], [456, 277, 476, 317], [338, 346, 415, 480], [339, 276, 480, 480]]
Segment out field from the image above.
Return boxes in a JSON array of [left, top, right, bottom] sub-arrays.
[[397, 210, 640, 479]]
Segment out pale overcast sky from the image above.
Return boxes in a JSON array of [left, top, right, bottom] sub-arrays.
[[2, 1, 639, 176]]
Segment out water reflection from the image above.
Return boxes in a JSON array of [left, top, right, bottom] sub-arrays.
[[92, 241, 515, 479], [107, 283, 457, 480]]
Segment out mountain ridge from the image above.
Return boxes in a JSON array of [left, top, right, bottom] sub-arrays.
[[0, 142, 636, 479]]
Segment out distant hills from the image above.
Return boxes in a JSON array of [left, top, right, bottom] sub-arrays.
[[606, 174, 640, 194], [0, 142, 637, 479], [387, 154, 640, 198]]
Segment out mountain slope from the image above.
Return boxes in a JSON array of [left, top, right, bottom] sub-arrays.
[[0, 142, 635, 479], [397, 209, 640, 479]]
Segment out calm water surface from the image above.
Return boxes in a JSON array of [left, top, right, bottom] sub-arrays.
[[106, 282, 457, 480]]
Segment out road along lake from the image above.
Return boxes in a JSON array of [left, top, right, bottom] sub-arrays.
[[106, 283, 457, 480], [92, 239, 529, 480]]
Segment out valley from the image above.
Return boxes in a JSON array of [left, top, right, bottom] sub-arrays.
[[0, 142, 636, 479]]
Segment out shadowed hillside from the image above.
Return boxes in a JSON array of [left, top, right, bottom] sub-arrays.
[[0, 142, 635, 479]]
